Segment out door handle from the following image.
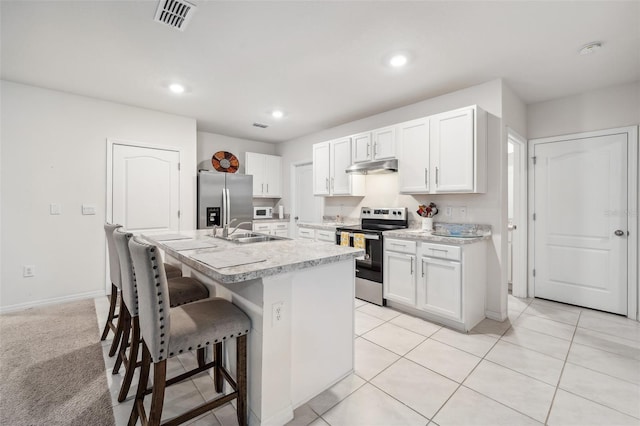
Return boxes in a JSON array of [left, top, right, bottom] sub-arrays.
[[614, 230, 625, 236]]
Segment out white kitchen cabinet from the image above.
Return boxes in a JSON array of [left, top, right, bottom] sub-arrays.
[[253, 221, 289, 237], [430, 105, 487, 193], [383, 237, 487, 332], [245, 152, 282, 198], [398, 106, 487, 194], [417, 255, 462, 321], [397, 117, 430, 193], [297, 227, 315, 240], [312, 139, 365, 196], [315, 229, 336, 243], [383, 239, 417, 305], [351, 126, 396, 163]]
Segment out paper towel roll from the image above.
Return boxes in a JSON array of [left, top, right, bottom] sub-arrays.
[[278, 205, 284, 219]]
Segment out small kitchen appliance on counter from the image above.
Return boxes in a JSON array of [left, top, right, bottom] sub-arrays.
[[253, 206, 273, 219], [336, 207, 408, 306]]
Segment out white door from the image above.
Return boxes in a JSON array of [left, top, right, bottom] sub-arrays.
[[293, 162, 322, 237], [431, 107, 474, 193], [417, 257, 462, 320], [533, 133, 628, 314], [312, 143, 330, 195], [383, 252, 416, 305], [112, 144, 180, 233], [331, 138, 352, 195], [398, 117, 430, 193]]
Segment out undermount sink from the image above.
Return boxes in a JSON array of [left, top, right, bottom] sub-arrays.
[[216, 231, 287, 244]]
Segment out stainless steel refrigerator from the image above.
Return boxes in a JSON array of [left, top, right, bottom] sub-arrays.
[[197, 170, 253, 230]]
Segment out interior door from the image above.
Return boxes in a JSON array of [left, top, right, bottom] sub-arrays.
[[112, 144, 180, 233], [533, 133, 628, 314], [294, 162, 322, 237]]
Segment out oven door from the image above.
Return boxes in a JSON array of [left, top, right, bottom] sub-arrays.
[[335, 230, 383, 282]]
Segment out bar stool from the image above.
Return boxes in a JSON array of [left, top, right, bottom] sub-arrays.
[[104, 223, 183, 358], [128, 236, 250, 426], [112, 228, 210, 401]]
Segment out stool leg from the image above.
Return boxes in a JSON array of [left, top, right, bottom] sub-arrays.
[[214, 342, 223, 393], [197, 347, 206, 368], [129, 342, 151, 426], [236, 335, 247, 426], [101, 284, 118, 341], [108, 294, 125, 357], [118, 316, 140, 402], [149, 360, 167, 426], [113, 306, 131, 374]]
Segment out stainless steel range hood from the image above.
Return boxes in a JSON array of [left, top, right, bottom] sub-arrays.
[[345, 159, 398, 174]]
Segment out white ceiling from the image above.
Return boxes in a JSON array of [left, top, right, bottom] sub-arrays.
[[2, 1, 639, 143]]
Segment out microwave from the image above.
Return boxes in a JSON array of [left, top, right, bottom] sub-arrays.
[[253, 207, 273, 219]]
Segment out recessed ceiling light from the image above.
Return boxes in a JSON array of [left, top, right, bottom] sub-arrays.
[[271, 110, 284, 119], [579, 42, 602, 55], [169, 83, 185, 94], [389, 54, 408, 68]]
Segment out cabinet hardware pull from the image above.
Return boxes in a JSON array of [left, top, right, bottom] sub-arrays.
[[410, 256, 414, 274], [425, 168, 428, 187], [374, 142, 377, 157], [331, 177, 334, 189], [266, 183, 269, 192], [261, 183, 264, 193], [366, 143, 370, 157], [325, 178, 329, 190], [421, 260, 424, 277], [435, 167, 439, 185]]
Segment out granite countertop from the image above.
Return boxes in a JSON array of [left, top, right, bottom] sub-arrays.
[[252, 217, 290, 223], [385, 223, 492, 245], [142, 230, 363, 284], [297, 221, 359, 231]]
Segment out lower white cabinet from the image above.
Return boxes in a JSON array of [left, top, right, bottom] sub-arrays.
[[297, 227, 336, 244], [253, 221, 289, 237], [383, 237, 486, 331]]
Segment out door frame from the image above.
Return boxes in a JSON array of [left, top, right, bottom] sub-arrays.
[[105, 138, 182, 293], [508, 129, 528, 298], [290, 161, 324, 236], [528, 126, 638, 320]]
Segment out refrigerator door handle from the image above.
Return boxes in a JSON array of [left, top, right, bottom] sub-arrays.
[[225, 188, 231, 226]]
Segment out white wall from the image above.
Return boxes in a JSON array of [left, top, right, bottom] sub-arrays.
[[527, 81, 640, 139], [197, 131, 277, 173], [0, 81, 197, 311], [277, 79, 513, 319]]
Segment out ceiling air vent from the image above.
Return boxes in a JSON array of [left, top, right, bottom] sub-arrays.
[[154, 0, 197, 31], [253, 123, 269, 129]]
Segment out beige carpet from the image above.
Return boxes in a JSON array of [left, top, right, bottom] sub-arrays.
[[0, 298, 115, 426]]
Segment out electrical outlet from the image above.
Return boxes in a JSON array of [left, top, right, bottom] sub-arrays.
[[459, 206, 467, 218], [23, 265, 35, 277], [445, 206, 453, 217], [272, 302, 284, 326], [50, 203, 61, 215]]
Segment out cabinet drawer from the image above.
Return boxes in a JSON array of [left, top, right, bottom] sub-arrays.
[[253, 223, 271, 232], [274, 223, 288, 230], [298, 228, 314, 239], [421, 243, 461, 261], [316, 229, 335, 242], [385, 238, 416, 254]]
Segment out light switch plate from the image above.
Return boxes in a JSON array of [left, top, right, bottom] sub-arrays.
[[459, 207, 467, 218], [82, 204, 97, 215], [445, 206, 452, 217], [50, 203, 61, 215]]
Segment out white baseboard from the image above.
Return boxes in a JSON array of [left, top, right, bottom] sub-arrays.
[[0, 290, 106, 314], [485, 309, 507, 322]]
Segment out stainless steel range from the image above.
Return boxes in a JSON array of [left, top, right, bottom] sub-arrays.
[[336, 207, 408, 306]]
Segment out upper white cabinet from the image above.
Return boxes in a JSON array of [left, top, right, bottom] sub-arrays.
[[313, 138, 365, 196], [397, 117, 430, 193], [246, 152, 282, 198], [398, 105, 487, 194], [351, 126, 396, 163]]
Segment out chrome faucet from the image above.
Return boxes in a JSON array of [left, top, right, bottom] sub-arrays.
[[222, 218, 253, 238]]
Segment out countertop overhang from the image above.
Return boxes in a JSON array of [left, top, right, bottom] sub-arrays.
[[143, 230, 364, 284]]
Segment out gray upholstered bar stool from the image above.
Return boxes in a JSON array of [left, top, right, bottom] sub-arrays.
[[128, 236, 250, 426], [104, 223, 183, 358], [112, 228, 210, 400]]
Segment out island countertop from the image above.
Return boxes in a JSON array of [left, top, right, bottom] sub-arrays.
[[142, 229, 364, 284]]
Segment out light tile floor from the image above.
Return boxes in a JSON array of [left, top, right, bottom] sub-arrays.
[[96, 294, 640, 425]]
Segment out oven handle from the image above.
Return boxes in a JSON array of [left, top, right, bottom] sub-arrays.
[[335, 232, 380, 240]]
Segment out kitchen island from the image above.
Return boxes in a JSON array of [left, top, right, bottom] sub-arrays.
[[143, 230, 363, 426]]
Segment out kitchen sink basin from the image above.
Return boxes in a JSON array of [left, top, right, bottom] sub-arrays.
[[216, 231, 288, 243]]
